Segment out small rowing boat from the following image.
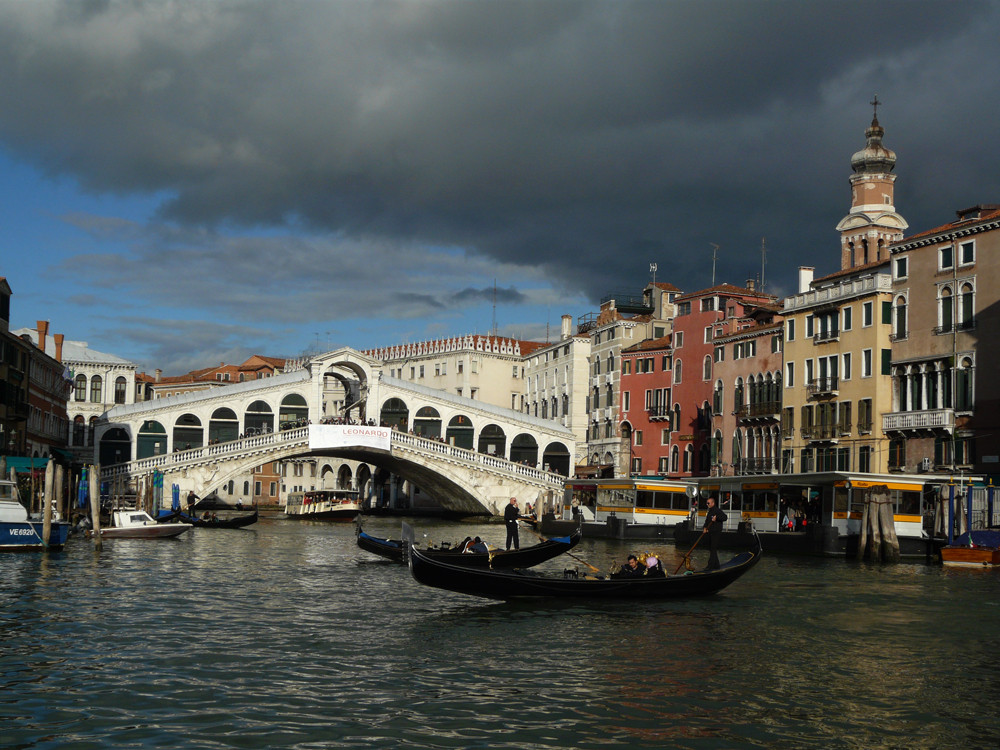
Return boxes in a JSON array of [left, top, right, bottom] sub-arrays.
[[358, 525, 581, 568]]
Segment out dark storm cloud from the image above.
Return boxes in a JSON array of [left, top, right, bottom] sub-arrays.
[[450, 286, 526, 305], [2, 0, 1000, 307]]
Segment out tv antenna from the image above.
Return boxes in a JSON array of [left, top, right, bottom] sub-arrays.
[[710, 244, 720, 286], [649, 262, 658, 286]]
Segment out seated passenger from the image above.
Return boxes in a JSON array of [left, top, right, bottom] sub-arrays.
[[644, 556, 665, 577], [611, 554, 644, 579], [468, 536, 489, 554], [457, 536, 473, 553]]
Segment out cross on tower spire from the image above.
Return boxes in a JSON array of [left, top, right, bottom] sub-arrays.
[[870, 94, 881, 123]]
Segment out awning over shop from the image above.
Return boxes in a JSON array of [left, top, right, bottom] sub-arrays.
[[0, 457, 55, 473]]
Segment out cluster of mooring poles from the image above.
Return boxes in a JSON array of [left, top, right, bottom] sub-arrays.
[[856, 485, 901, 563]]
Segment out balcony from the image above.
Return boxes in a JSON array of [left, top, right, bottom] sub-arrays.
[[647, 404, 671, 421], [883, 409, 955, 433], [734, 457, 778, 475], [806, 377, 839, 397], [812, 329, 840, 344], [737, 401, 781, 422], [808, 424, 841, 442]]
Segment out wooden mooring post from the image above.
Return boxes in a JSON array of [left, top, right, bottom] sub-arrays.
[[89, 464, 102, 550], [42, 458, 54, 546], [856, 485, 900, 562]]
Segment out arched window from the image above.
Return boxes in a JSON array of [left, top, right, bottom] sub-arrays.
[[114, 376, 127, 404], [939, 286, 953, 333], [894, 295, 907, 339], [956, 357, 974, 411], [712, 380, 723, 416], [90, 375, 102, 403], [670, 445, 679, 473], [674, 359, 682, 385], [960, 282, 975, 329], [703, 355, 712, 381], [74, 374, 87, 402], [734, 377, 744, 413]]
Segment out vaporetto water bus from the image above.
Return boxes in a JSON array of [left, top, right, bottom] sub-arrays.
[[555, 471, 991, 558]]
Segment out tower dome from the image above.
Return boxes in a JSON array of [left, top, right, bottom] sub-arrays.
[[850, 115, 896, 174]]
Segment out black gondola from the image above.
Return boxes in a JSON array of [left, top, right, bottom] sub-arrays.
[[189, 509, 258, 528], [156, 508, 259, 528], [404, 525, 762, 600], [357, 525, 581, 568]]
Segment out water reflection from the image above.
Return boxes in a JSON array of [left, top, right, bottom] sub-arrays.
[[2, 517, 1000, 748]]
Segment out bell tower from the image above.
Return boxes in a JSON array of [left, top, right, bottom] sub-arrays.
[[835, 97, 908, 270]]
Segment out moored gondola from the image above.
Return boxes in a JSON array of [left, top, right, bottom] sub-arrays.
[[404, 525, 762, 600], [358, 525, 581, 568], [189, 509, 258, 528], [156, 508, 259, 528]]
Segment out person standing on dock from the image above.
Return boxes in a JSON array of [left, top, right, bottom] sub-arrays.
[[703, 496, 728, 570], [504, 497, 521, 550]]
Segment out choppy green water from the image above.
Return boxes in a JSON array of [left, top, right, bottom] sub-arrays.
[[2, 517, 999, 749]]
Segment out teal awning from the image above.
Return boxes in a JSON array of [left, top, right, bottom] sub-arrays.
[[0, 457, 54, 473]]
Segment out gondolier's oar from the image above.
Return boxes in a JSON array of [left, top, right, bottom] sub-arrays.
[[518, 520, 601, 573], [674, 519, 711, 574]]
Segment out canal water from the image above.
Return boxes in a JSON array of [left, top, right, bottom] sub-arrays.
[[2, 516, 999, 749]]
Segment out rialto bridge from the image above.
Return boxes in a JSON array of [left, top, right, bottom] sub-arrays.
[[95, 348, 573, 515]]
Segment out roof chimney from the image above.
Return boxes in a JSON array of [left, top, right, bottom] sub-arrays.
[[561, 315, 572, 340], [797, 267, 814, 294], [746, 278, 756, 292], [54, 334, 64, 363], [36, 320, 49, 353], [155, 369, 162, 383]]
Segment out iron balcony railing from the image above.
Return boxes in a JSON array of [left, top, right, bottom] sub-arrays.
[[806, 377, 839, 396]]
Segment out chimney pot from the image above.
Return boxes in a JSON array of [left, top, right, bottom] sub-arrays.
[[797, 267, 815, 294], [54, 334, 64, 363], [37, 320, 49, 352]]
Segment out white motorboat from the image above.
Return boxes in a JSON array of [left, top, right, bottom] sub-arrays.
[[89, 509, 190, 540]]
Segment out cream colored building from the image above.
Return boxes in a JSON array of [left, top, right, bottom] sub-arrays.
[[522, 315, 592, 462], [781, 266, 895, 474], [366, 335, 543, 413], [781, 108, 907, 476]]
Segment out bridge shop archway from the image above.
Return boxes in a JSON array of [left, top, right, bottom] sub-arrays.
[[413, 406, 442, 439], [137, 420, 166, 459], [245, 400, 274, 434], [209, 408, 239, 444], [446, 415, 474, 449], [280, 394, 309, 430], [542, 441, 571, 476], [380, 398, 409, 430], [99, 427, 132, 466], [174, 414, 203, 451], [478, 424, 507, 458], [510, 433, 538, 466]]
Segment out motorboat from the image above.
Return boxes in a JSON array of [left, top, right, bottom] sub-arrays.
[[89, 509, 190, 539], [0, 479, 70, 551]]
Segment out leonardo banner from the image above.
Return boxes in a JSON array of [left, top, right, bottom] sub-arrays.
[[308, 424, 392, 452]]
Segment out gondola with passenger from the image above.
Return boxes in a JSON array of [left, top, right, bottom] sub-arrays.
[[404, 523, 762, 600]]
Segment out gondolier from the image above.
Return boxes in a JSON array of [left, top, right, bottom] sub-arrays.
[[504, 497, 521, 550], [703, 496, 728, 570]]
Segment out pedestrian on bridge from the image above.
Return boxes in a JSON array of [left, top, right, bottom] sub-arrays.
[[504, 497, 521, 550]]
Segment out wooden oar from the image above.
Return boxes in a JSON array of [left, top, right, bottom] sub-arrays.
[[518, 520, 601, 573], [674, 519, 711, 574]]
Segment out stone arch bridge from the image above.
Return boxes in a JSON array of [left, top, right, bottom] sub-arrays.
[[96, 348, 573, 514]]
